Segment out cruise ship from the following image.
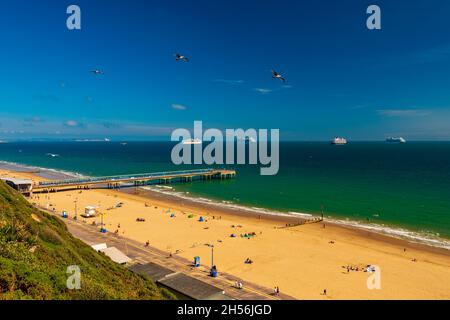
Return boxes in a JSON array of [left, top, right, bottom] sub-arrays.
[[182, 138, 202, 145], [331, 137, 347, 145], [386, 137, 406, 143]]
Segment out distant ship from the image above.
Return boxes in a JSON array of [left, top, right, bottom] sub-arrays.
[[46, 153, 60, 158], [236, 136, 256, 144], [75, 138, 111, 142], [182, 138, 202, 145], [386, 137, 406, 143], [331, 137, 347, 145]]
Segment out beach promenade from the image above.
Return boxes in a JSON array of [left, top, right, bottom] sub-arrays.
[[47, 209, 295, 300]]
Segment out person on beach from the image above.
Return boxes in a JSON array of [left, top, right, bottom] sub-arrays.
[[323, 289, 327, 296], [145, 240, 149, 247]]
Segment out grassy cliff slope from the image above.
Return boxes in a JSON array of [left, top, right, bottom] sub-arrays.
[[0, 181, 172, 300]]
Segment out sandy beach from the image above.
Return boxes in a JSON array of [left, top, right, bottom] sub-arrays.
[[2, 168, 450, 300]]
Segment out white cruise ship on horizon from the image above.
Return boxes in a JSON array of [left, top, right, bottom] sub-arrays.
[[331, 137, 347, 145]]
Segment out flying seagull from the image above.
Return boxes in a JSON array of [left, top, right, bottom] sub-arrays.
[[174, 53, 189, 62], [90, 69, 104, 75], [271, 70, 286, 83]]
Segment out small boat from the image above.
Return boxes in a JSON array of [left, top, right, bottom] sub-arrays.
[[46, 153, 60, 157], [331, 137, 347, 145], [386, 137, 406, 143]]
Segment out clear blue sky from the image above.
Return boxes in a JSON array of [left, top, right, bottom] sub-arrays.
[[1, 0, 450, 140]]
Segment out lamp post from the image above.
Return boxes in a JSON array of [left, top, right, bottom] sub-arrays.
[[74, 199, 78, 220], [210, 244, 218, 277], [100, 212, 106, 233]]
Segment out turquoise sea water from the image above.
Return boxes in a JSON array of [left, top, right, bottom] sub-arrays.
[[1, 141, 449, 243]]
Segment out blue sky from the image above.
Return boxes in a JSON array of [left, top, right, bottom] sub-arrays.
[[1, 0, 450, 140]]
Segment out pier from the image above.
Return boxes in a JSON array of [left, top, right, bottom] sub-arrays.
[[32, 168, 236, 193]]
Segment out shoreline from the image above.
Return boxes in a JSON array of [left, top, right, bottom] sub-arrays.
[[130, 185, 450, 251], [1, 159, 449, 251], [2, 162, 450, 298], [120, 187, 450, 257]]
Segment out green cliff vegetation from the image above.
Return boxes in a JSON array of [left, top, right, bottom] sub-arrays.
[[0, 181, 173, 300]]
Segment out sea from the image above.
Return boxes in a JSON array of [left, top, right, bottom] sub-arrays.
[[0, 141, 449, 249]]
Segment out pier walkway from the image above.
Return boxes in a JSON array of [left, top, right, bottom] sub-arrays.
[[33, 169, 236, 193]]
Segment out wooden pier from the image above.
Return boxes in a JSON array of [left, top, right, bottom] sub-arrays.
[[32, 169, 236, 193]]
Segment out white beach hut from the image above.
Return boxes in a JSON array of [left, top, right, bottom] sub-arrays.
[[82, 206, 97, 217]]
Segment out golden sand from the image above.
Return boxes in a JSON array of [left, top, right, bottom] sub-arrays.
[[2, 169, 450, 299]]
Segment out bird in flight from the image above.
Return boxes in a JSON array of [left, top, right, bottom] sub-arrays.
[[174, 53, 189, 62], [271, 70, 286, 83], [90, 69, 104, 75]]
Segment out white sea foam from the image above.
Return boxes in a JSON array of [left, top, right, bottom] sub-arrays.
[[0, 160, 86, 179]]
